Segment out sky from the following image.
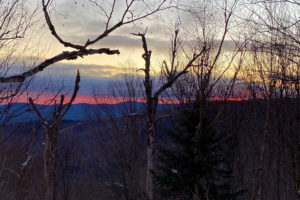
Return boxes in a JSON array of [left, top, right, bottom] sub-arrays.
[[3, 0, 258, 104], [19, 0, 183, 103], [7, 0, 295, 104], [15, 0, 222, 104], [29, 0, 176, 62]]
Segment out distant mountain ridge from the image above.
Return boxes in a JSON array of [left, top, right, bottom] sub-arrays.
[[0, 102, 171, 123]]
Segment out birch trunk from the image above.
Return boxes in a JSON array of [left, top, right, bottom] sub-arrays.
[[146, 121, 155, 200], [44, 127, 57, 200]]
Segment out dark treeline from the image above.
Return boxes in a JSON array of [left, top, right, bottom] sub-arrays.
[[0, 98, 299, 200], [0, 0, 299, 200]]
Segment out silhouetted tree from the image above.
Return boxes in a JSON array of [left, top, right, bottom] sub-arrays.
[[134, 30, 206, 200], [29, 71, 80, 200], [155, 102, 242, 200], [88, 70, 146, 200]]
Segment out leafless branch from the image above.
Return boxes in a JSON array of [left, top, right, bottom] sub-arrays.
[[0, 48, 119, 83], [58, 122, 82, 135]]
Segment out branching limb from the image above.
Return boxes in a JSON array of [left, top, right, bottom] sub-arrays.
[[58, 122, 82, 135], [28, 97, 46, 124], [42, 0, 83, 50], [58, 70, 81, 122], [0, 48, 119, 83]]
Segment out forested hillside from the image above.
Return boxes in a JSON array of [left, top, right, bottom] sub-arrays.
[[0, 0, 299, 200]]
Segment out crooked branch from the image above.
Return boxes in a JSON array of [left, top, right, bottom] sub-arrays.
[[0, 48, 119, 83]]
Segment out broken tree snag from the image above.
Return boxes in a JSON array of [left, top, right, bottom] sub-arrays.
[[29, 70, 81, 200], [133, 31, 206, 200], [0, 0, 171, 108]]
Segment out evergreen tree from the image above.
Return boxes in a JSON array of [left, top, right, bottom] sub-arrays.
[[155, 102, 242, 200]]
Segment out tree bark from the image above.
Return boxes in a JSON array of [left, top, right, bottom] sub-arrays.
[[44, 126, 58, 200], [255, 99, 270, 200], [29, 71, 80, 200], [146, 121, 155, 200], [134, 32, 205, 200], [193, 98, 205, 200], [145, 99, 158, 200]]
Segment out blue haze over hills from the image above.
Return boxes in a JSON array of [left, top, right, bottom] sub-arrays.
[[0, 102, 170, 124]]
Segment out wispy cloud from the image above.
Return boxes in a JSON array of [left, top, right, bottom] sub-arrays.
[[26, 62, 120, 96]]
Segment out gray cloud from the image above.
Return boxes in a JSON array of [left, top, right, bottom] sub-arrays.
[[28, 62, 121, 95], [49, 1, 173, 54]]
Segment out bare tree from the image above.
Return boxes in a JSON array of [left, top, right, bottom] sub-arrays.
[[29, 70, 80, 200], [0, 1, 173, 198], [88, 70, 146, 200], [0, 0, 172, 83], [133, 29, 206, 200], [0, 0, 173, 117], [169, 1, 249, 199], [240, 1, 300, 199], [56, 133, 83, 200], [0, 0, 39, 128]]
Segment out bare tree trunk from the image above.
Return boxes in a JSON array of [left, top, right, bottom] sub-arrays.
[[192, 98, 206, 200], [145, 97, 158, 200], [146, 120, 155, 200], [255, 99, 270, 200], [44, 127, 58, 200], [293, 75, 300, 199], [30, 71, 80, 200], [134, 31, 205, 200], [193, 108, 203, 200]]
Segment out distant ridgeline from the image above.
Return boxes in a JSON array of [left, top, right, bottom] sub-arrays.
[[0, 102, 171, 124]]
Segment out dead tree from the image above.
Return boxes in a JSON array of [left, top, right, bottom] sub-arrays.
[[29, 70, 80, 200], [170, 1, 248, 199], [0, 0, 172, 84], [0, 0, 171, 125], [0, 0, 38, 126], [134, 30, 206, 200], [241, 1, 300, 199], [0, 0, 172, 130], [88, 70, 146, 200], [0, 0, 171, 121]]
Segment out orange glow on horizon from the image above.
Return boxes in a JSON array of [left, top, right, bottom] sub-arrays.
[[209, 97, 249, 102], [0, 94, 183, 105], [1, 88, 253, 105], [1, 94, 249, 105]]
